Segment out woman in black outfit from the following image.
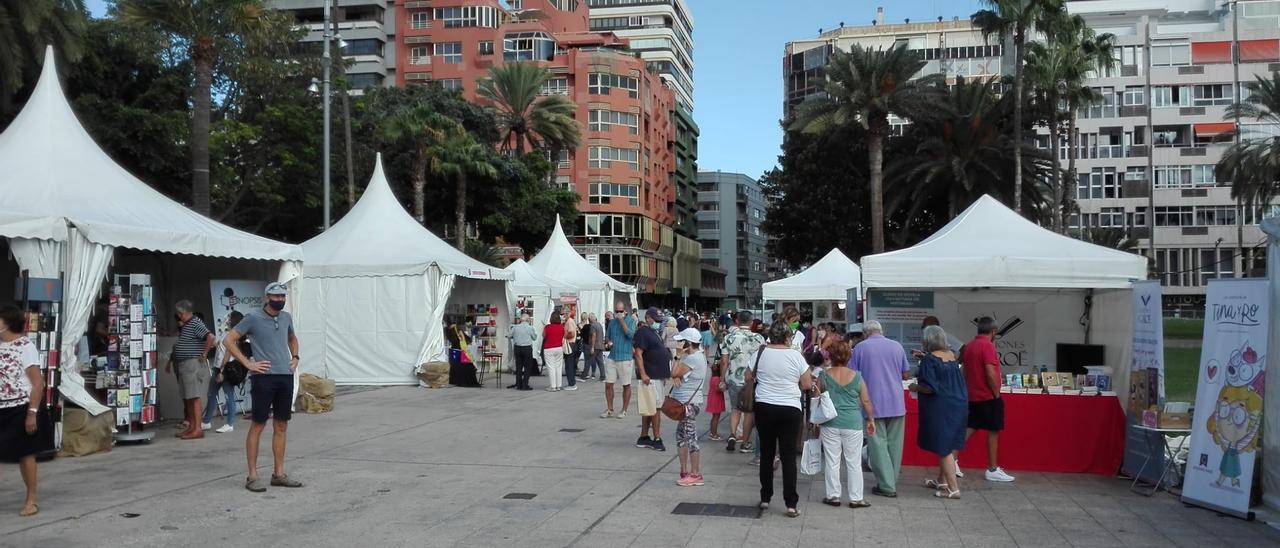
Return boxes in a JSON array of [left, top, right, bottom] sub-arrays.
[[751, 321, 814, 518]]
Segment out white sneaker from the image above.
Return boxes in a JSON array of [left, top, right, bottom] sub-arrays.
[[985, 467, 1015, 482], [215, 424, 234, 434], [617, 410, 627, 419], [200, 422, 212, 431], [600, 410, 614, 419], [565, 385, 578, 391], [546, 387, 558, 392]]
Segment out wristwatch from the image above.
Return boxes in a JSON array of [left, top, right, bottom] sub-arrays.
[[27, 408, 38, 414], [292, 355, 300, 360]]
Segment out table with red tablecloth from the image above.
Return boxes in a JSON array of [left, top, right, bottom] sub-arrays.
[[901, 391, 1126, 475]]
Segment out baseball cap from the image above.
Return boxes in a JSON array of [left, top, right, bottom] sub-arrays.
[[265, 282, 289, 296], [645, 306, 661, 320], [674, 327, 702, 342]]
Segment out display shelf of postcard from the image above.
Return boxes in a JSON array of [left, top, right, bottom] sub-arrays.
[[99, 274, 158, 433], [445, 303, 500, 356], [1000, 368, 1115, 397], [21, 278, 64, 447]]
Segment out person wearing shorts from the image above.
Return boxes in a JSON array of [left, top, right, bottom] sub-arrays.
[[225, 283, 304, 493], [600, 304, 636, 419], [170, 300, 213, 440], [960, 317, 1015, 483], [719, 311, 763, 453]]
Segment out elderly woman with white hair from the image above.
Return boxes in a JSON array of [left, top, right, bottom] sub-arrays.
[[909, 325, 968, 499]]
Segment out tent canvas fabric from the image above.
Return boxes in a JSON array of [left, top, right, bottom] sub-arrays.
[[504, 258, 571, 326], [1262, 216, 1280, 511], [526, 217, 636, 320], [762, 248, 862, 301], [861, 194, 1147, 289], [0, 48, 301, 414], [297, 155, 510, 385]]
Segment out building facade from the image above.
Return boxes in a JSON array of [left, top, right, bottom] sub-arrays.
[[1061, 0, 1279, 312], [387, 0, 694, 299], [697, 171, 770, 310], [271, 0, 398, 92], [584, 0, 695, 112], [783, 8, 1006, 119]]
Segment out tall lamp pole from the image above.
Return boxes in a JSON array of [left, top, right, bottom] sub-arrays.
[[1231, 0, 1245, 276], [321, 0, 332, 230]]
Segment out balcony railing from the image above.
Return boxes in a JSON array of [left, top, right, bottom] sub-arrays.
[[302, 20, 382, 32], [409, 56, 431, 65]]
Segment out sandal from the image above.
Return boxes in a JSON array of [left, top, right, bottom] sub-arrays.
[[785, 508, 800, 518], [822, 497, 841, 507], [924, 479, 942, 489], [708, 434, 724, 441], [849, 500, 871, 509], [933, 488, 961, 499], [19, 503, 38, 517]]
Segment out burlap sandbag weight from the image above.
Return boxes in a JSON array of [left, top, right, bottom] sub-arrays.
[[296, 373, 336, 414], [416, 361, 450, 388], [58, 407, 114, 457]]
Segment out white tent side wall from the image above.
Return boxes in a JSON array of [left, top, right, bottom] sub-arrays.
[[1263, 217, 1280, 510]]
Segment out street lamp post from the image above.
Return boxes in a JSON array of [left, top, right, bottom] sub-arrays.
[[321, 0, 332, 230]]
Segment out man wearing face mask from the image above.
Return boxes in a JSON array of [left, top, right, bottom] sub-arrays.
[[632, 307, 672, 451], [224, 283, 303, 492]]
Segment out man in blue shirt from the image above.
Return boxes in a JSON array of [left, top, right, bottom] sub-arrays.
[[602, 301, 636, 419], [633, 307, 672, 451]]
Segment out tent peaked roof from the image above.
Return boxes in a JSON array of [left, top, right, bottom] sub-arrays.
[[763, 248, 861, 301], [300, 154, 510, 279], [527, 216, 635, 292], [862, 194, 1148, 289], [0, 47, 300, 261], [502, 258, 572, 296]]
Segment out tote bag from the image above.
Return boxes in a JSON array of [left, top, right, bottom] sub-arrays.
[[638, 381, 658, 416], [800, 436, 824, 475], [810, 391, 837, 425]]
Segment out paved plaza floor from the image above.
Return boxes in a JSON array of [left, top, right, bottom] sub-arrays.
[[2, 378, 1279, 547]]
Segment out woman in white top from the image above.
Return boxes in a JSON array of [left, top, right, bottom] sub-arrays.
[[670, 328, 708, 487], [751, 321, 814, 518], [0, 304, 50, 517]]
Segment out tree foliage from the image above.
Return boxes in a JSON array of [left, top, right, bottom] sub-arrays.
[[0, 0, 88, 121]]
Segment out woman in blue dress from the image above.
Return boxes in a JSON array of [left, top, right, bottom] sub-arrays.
[[909, 325, 968, 499]]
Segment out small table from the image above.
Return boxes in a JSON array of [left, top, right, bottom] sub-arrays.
[[1129, 424, 1191, 496], [479, 352, 504, 389]]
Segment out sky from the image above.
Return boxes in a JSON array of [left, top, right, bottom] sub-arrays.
[[86, 0, 983, 179]]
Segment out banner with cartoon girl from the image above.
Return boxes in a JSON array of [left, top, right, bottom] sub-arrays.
[[1183, 278, 1269, 519]]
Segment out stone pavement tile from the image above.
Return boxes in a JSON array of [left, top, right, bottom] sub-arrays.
[[633, 521, 698, 546], [568, 531, 638, 547], [688, 518, 753, 545], [743, 522, 801, 548], [797, 527, 855, 547]]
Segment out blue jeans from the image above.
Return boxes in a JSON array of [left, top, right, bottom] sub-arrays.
[[584, 350, 603, 377], [202, 374, 237, 426]]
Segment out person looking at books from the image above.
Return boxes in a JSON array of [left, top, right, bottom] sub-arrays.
[[563, 312, 580, 391], [170, 300, 214, 440], [0, 303, 51, 517], [753, 320, 814, 518], [850, 320, 910, 498], [586, 313, 605, 380], [542, 310, 567, 392], [961, 317, 1015, 483], [508, 314, 537, 391], [814, 340, 875, 508], [911, 325, 968, 499], [225, 283, 303, 492], [201, 310, 249, 433]]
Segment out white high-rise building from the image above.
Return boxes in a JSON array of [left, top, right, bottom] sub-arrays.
[[270, 0, 397, 93], [586, 0, 695, 112]]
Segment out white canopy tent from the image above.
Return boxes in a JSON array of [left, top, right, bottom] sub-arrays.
[[0, 48, 302, 415], [861, 195, 1149, 404], [1262, 216, 1280, 511], [763, 248, 862, 301], [504, 258, 571, 322], [297, 154, 511, 385], [526, 217, 636, 321]]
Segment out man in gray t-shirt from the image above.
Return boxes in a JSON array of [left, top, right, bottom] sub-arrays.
[[225, 282, 302, 493]]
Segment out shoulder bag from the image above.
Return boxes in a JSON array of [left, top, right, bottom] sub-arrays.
[[661, 372, 705, 421], [736, 344, 766, 413]]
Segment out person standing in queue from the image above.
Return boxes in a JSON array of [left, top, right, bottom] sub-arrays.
[[633, 307, 671, 451], [170, 300, 214, 440], [508, 314, 537, 391], [601, 303, 636, 419], [224, 283, 303, 492]]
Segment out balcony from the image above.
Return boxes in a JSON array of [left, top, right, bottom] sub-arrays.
[[1122, 180, 1151, 198], [409, 56, 431, 66], [302, 20, 382, 32]]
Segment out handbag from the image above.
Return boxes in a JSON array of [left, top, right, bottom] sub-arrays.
[[221, 360, 248, 387], [661, 375, 705, 421], [736, 345, 766, 412], [811, 390, 837, 425], [800, 436, 824, 475]]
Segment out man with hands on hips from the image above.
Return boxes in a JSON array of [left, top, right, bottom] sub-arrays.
[[223, 282, 303, 492]]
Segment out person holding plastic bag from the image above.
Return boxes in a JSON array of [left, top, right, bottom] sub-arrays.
[[752, 321, 814, 518], [812, 341, 875, 508]]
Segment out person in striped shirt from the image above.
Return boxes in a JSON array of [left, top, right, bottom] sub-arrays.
[[168, 300, 214, 440]]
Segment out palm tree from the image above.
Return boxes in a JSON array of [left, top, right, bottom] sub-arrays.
[[430, 129, 498, 250], [1081, 227, 1138, 252], [887, 77, 1051, 238], [1220, 73, 1280, 242], [0, 0, 88, 117], [1056, 16, 1115, 233], [973, 0, 1064, 215], [381, 108, 458, 223], [119, 0, 276, 216], [790, 43, 939, 254], [475, 62, 581, 153]]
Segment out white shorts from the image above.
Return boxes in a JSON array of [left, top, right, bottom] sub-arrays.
[[604, 359, 634, 386]]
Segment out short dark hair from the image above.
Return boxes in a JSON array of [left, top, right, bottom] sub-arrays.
[[550, 313, 562, 325], [766, 320, 791, 344], [737, 310, 753, 324], [227, 310, 244, 328], [976, 316, 997, 335], [0, 304, 23, 334], [699, 321, 710, 331], [922, 316, 941, 327]]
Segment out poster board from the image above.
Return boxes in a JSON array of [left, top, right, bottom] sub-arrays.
[[1122, 280, 1167, 483], [1182, 278, 1269, 519], [208, 280, 267, 418]]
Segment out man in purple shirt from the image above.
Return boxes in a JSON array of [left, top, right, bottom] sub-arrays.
[[850, 320, 910, 497]]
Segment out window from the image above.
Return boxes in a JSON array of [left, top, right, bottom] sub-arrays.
[[478, 41, 494, 55], [344, 39, 382, 56], [346, 73, 382, 90], [1155, 206, 1194, 226], [588, 110, 639, 134], [697, 220, 719, 231], [433, 6, 498, 28], [434, 42, 461, 64], [409, 46, 429, 65], [589, 16, 631, 31], [1098, 207, 1125, 227], [1244, 204, 1280, 224], [409, 11, 429, 29], [1192, 164, 1216, 186], [588, 182, 639, 205], [588, 146, 639, 169], [1194, 84, 1233, 106], [1151, 42, 1191, 66], [1125, 166, 1146, 182], [1153, 165, 1192, 189], [1123, 87, 1145, 106], [1077, 167, 1121, 199], [503, 32, 556, 61], [540, 77, 569, 96], [1195, 205, 1237, 226], [1200, 249, 1235, 285], [437, 79, 463, 92], [588, 73, 639, 98], [1152, 86, 1190, 108]]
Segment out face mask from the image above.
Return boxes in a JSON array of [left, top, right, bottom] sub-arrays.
[[789, 321, 800, 330], [268, 300, 286, 311]]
